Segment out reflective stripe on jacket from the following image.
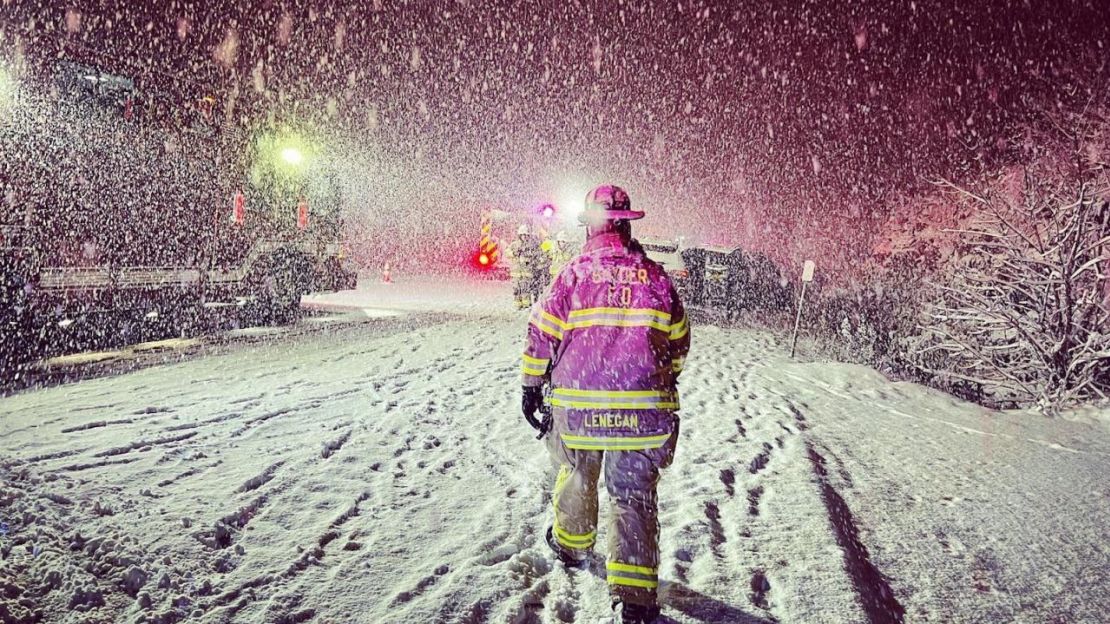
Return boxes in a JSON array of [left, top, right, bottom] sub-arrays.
[[521, 232, 690, 449]]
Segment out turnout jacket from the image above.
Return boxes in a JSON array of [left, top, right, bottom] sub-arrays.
[[507, 236, 548, 279], [547, 245, 576, 277], [522, 232, 690, 451]]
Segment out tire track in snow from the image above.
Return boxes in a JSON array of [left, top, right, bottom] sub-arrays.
[[196, 384, 375, 618], [202, 448, 374, 620], [806, 441, 907, 624]]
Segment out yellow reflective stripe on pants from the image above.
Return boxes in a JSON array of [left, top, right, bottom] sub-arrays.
[[553, 465, 569, 504], [553, 523, 596, 549], [560, 433, 672, 451], [608, 561, 656, 576], [522, 354, 550, 366], [607, 561, 659, 589]]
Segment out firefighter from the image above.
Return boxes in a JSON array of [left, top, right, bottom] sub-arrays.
[[525, 232, 552, 303], [506, 224, 536, 309], [519, 185, 690, 624], [546, 230, 575, 279]]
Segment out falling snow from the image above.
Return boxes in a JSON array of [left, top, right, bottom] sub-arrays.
[[1, 1, 1109, 623]]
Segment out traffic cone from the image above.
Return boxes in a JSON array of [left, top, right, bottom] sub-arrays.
[[382, 262, 392, 284]]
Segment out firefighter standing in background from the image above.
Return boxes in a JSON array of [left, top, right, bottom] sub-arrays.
[[519, 185, 690, 624], [527, 231, 552, 301], [507, 224, 546, 309], [546, 231, 575, 279]]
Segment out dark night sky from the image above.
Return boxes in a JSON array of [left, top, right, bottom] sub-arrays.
[[3, 0, 1109, 271]]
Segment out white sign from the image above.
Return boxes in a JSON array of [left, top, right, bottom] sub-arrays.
[[802, 260, 816, 283]]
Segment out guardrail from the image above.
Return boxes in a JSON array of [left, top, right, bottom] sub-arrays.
[[32, 239, 331, 291]]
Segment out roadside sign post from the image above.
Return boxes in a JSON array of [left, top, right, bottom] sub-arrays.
[[790, 260, 816, 358]]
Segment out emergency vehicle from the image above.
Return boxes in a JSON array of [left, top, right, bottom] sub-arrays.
[[638, 237, 689, 294], [471, 204, 562, 278], [678, 244, 793, 313], [0, 53, 356, 368]]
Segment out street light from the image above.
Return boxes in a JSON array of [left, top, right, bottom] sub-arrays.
[[280, 146, 304, 166], [255, 126, 316, 176]]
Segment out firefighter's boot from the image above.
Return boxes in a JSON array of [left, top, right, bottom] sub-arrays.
[[613, 600, 661, 624], [545, 526, 587, 569]]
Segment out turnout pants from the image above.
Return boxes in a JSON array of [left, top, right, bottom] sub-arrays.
[[528, 272, 550, 304], [511, 272, 533, 309], [546, 423, 679, 607]]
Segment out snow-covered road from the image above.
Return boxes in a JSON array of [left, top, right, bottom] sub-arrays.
[[1, 283, 1108, 623]]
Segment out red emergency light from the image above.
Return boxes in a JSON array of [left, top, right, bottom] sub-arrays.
[[472, 246, 498, 271], [541, 204, 555, 218]]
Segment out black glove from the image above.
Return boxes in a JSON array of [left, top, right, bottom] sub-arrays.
[[522, 386, 545, 431]]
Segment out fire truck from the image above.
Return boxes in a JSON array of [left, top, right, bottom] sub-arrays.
[[0, 56, 356, 368]]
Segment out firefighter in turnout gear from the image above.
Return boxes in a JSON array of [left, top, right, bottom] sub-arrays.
[[507, 224, 535, 309], [519, 185, 690, 624], [527, 235, 552, 303], [507, 224, 550, 309], [546, 231, 575, 279]]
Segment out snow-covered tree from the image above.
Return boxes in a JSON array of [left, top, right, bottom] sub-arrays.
[[917, 104, 1110, 409]]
